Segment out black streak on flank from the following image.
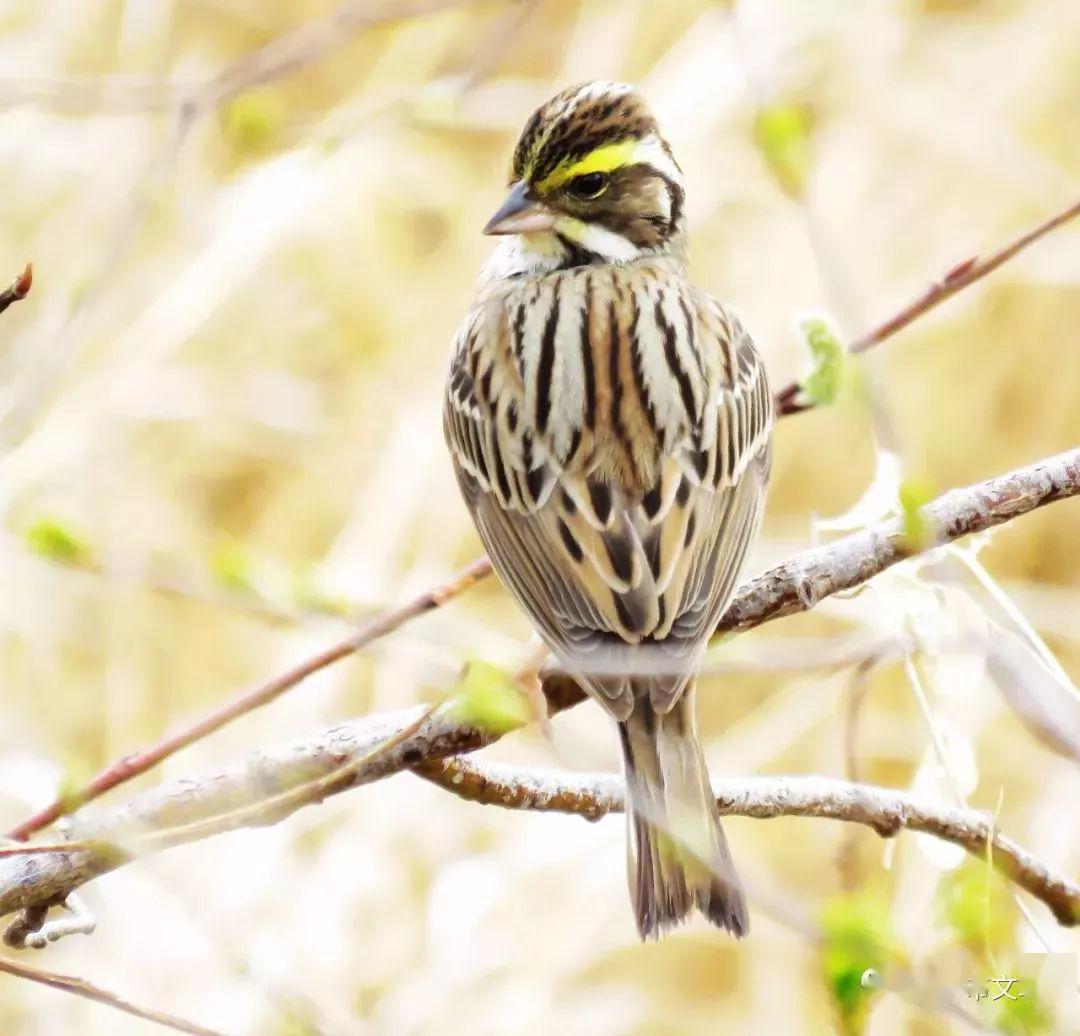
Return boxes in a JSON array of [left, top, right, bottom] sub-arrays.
[[608, 295, 630, 457], [535, 295, 560, 435], [691, 449, 709, 482], [656, 294, 698, 423], [613, 593, 642, 635], [511, 303, 527, 363], [677, 293, 706, 385], [684, 510, 697, 548], [604, 534, 635, 585], [491, 438, 512, 502], [558, 520, 584, 562], [588, 480, 613, 526], [646, 530, 662, 580], [629, 291, 659, 436], [525, 466, 547, 506], [580, 274, 596, 429], [642, 483, 663, 520], [565, 427, 583, 465]]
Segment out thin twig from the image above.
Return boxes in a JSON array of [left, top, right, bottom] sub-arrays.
[[204, 0, 475, 108], [7, 202, 1077, 841], [0, 264, 32, 317], [5, 558, 491, 841], [0, 956, 225, 1036], [843, 657, 877, 785], [1, 448, 1077, 926], [8, 445, 1078, 846], [414, 758, 1080, 927], [774, 198, 1080, 415]]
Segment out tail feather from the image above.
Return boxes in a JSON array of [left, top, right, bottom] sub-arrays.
[[617, 681, 748, 940]]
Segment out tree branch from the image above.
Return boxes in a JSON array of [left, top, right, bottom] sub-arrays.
[[6, 203, 1071, 842], [415, 758, 1080, 927], [1, 447, 1076, 927], [4, 557, 491, 841], [774, 198, 1080, 415], [0, 955, 225, 1036], [205, 0, 474, 107]]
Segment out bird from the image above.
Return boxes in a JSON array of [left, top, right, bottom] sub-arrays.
[[443, 81, 773, 939]]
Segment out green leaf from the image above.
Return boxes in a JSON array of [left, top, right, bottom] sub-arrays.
[[799, 316, 862, 407], [449, 661, 531, 735], [753, 102, 813, 197], [24, 517, 93, 567], [996, 978, 1053, 1035], [820, 893, 893, 1032], [209, 539, 259, 595], [898, 475, 936, 552], [937, 858, 1015, 953], [222, 89, 285, 154]]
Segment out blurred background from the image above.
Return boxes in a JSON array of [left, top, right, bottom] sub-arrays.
[[0, 0, 1078, 1033]]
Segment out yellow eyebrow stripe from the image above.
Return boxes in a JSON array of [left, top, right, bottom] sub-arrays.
[[536, 140, 639, 191]]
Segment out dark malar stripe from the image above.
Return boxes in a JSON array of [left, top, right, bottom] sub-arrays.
[[580, 273, 596, 429], [535, 294, 560, 435], [655, 295, 699, 423]]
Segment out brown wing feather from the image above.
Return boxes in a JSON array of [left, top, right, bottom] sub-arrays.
[[444, 271, 771, 721]]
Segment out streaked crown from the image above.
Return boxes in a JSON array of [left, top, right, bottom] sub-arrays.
[[512, 82, 666, 183], [488, 82, 686, 263]]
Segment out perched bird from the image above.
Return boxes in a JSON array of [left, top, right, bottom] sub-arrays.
[[443, 82, 773, 939]]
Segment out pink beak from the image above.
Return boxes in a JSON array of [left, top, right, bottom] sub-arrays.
[[483, 180, 556, 235]]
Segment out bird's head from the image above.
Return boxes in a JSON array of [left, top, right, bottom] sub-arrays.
[[484, 82, 685, 266]]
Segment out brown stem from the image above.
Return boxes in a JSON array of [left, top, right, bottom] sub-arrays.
[[0, 955, 225, 1036], [775, 198, 1080, 415], [5, 557, 491, 841]]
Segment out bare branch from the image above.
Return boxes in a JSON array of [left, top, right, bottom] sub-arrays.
[[4, 194, 1074, 842], [415, 758, 1080, 927], [0, 956, 225, 1036], [718, 446, 1079, 636], [1, 447, 1076, 927], [205, 0, 476, 108], [774, 198, 1080, 415], [5, 558, 491, 842]]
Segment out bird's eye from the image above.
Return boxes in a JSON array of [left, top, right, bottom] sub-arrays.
[[567, 172, 608, 200]]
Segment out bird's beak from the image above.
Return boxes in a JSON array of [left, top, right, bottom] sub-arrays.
[[483, 180, 556, 235]]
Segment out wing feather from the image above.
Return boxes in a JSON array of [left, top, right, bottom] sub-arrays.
[[444, 275, 772, 721]]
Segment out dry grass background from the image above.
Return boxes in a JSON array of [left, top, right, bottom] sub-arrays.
[[0, 1, 1078, 1033]]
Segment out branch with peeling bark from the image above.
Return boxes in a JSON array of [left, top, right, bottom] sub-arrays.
[[416, 760, 1080, 927], [1, 446, 1077, 936]]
